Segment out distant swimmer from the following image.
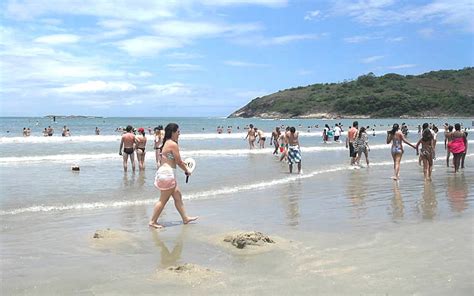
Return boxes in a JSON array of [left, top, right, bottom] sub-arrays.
[[415, 129, 435, 181], [22, 128, 28, 137], [461, 131, 468, 169], [323, 124, 330, 143], [270, 127, 281, 155], [154, 125, 164, 168], [119, 125, 136, 172], [47, 126, 54, 136], [386, 123, 415, 181], [136, 127, 147, 171], [256, 128, 266, 148], [43, 128, 48, 137], [444, 124, 453, 167], [286, 127, 301, 174], [95, 127, 100, 135], [227, 126, 232, 133], [62, 125, 67, 137], [149, 123, 198, 229], [334, 124, 342, 142], [26, 128, 31, 136], [245, 124, 256, 149]]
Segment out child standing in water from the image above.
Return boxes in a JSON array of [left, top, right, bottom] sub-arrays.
[[416, 129, 435, 181]]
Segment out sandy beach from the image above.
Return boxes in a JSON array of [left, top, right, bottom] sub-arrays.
[[1, 117, 473, 295]]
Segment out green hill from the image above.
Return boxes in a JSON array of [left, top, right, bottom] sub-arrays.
[[228, 67, 474, 118]]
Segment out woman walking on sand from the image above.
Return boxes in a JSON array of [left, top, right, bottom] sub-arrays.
[[149, 123, 198, 229], [386, 123, 415, 181], [416, 129, 435, 181]]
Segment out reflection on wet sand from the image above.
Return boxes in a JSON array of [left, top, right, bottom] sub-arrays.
[[391, 182, 404, 221], [346, 170, 368, 219], [151, 227, 186, 268], [420, 182, 438, 220], [280, 181, 301, 227], [447, 175, 469, 213]]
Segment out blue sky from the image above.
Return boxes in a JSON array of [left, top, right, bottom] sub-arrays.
[[0, 0, 473, 117]]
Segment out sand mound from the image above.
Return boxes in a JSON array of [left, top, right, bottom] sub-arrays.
[[158, 263, 221, 287], [223, 231, 275, 249], [90, 228, 138, 252]]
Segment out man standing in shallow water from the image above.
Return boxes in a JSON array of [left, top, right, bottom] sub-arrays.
[[286, 126, 302, 174], [119, 125, 136, 172], [346, 121, 359, 165]]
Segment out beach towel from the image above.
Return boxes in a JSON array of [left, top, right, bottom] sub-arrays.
[[288, 146, 301, 164], [448, 137, 465, 154]]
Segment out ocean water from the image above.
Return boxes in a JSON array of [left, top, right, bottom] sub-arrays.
[[1, 117, 473, 295]]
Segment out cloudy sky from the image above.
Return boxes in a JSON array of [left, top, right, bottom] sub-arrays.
[[0, 0, 472, 117]]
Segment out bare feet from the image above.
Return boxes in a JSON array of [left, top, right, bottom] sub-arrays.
[[391, 176, 398, 181], [183, 216, 199, 224], [148, 222, 164, 229]]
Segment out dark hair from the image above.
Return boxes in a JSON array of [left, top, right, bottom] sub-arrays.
[[160, 123, 179, 150], [390, 123, 399, 134], [454, 123, 461, 131], [249, 124, 254, 128], [448, 125, 453, 132], [290, 126, 296, 133], [422, 129, 433, 142], [353, 121, 358, 127], [358, 126, 366, 138], [126, 125, 133, 132], [325, 124, 330, 129], [422, 123, 429, 130]]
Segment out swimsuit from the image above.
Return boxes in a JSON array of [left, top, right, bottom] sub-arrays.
[[154, 164, 176, 190], [137, 147, 145, 153], [287, 145, 301, 164], [391, 139, 402, 154], [123, 147, 134, 155]]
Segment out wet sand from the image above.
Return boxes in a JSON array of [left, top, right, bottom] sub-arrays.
[[1, 155, 473, 295]]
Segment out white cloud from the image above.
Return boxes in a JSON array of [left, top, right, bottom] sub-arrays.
[[166, 63, 204, 71], [361, 55, 384, 63], [6, 0, 176, 21], [56, 81, 136, 93], [388, 64, 416, 69], [146, 83, 194, 96], [166, 52, 204, 59], [304, 10, 321, 21], [332, 0, 474, 32], [224, 60, 269, 67], [386, 36, 404, 42], [34, 34, 80, 44], [343, 35, 376, 43], [264, 34, 322, 45], [153, 20, 261, 39], [128, 71, 153, 78], [199, 0, 287, 7], [115, 36, 184, 56]]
